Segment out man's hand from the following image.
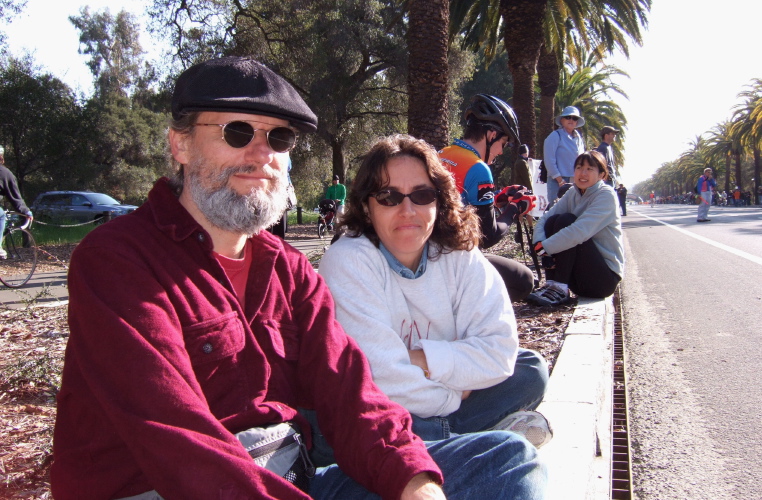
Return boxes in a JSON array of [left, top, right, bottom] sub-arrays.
[[400, 473, 446, 500], [555, 176, 565, 185]]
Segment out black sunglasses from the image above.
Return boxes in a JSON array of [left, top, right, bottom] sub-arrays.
[[371, 188, 438, 207], [564, 116, 580, 121], [195, 121, 298, 152]]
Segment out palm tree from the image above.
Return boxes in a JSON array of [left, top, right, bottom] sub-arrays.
[[450, 0, 651, 157], [731, 79, 762, 201], [407, 0, 451, 149], [705, 121, 734, 193]]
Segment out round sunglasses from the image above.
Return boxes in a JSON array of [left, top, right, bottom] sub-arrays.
[[370, 188, 438, 207], [195, 120, 298, 153], [563, 116, 580, 121]]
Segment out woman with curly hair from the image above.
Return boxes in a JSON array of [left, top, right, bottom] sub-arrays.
[[318, 134, 551, 451]]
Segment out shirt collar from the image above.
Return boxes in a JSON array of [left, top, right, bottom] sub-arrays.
[[379, 242, 428, 279], [453, 138, 481, 159]]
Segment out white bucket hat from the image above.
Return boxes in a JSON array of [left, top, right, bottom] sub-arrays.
[[555, 106, 585, 128]]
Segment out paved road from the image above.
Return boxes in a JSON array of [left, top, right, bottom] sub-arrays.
[[621, 204, 762, 499]]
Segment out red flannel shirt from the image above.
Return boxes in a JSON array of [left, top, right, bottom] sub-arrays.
[[52, 178, 441, 499]]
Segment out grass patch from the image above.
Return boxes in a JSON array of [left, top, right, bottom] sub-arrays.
[[288, 208, 319, 225], [31, 221, 97, 246]]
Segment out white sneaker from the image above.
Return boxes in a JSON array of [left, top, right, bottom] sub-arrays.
[[0, 248, 6, 259], [491, 410, 554, 448]]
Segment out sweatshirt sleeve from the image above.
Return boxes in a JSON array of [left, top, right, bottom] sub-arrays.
[[542, 186, 619, 255], [417, 249, 518, 392], [319, 238, 463, 418], [543, 131, 561, 179]]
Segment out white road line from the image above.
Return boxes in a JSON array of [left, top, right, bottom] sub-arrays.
[[631, 210, 762, 267]]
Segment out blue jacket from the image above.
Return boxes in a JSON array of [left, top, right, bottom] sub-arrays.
[[696, 175, 716, 193]]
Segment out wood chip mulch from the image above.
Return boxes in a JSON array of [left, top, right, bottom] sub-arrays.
[[0, 225, 572, 498]]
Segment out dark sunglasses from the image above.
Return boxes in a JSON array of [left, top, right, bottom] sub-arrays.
[[370, 188, 438, 207], [564, 116, 580, 121], [195, 121, 298, 152]]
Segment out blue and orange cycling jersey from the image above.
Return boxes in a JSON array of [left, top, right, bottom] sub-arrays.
[[439, 139, 495, 206]]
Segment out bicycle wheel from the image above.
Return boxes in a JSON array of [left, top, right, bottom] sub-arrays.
[[0, 228, 38, 288], [317, 221, 326, 239]]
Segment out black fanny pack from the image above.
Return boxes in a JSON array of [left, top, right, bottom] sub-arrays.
[[235, 422, 316, 492]]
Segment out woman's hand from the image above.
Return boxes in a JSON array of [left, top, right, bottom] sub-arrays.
[[408, 349, 429, 375], [400, 473, 446, 500]]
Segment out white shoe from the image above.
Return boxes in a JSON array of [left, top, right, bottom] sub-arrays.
[[492, 410, 554, 448], [0, 248, 6, 259]]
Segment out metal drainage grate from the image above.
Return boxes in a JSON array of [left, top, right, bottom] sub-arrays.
[[611, 289, 633, 499]]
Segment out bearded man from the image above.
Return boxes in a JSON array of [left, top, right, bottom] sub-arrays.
[[51, 57, 545, 500]]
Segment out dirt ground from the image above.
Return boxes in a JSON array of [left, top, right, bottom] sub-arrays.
[[0, 224, 573, 498]]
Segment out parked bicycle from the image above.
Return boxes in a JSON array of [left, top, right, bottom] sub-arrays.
[[317, 199, 337, 239], [0, 211, 37, 288]]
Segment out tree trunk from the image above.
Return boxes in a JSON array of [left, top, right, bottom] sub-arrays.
[[725, 152, 731, 193], [500, 0, 547, 159], [536, 46, 559, 157], [754, 148, 761, 204], [407, 0, 449, 150], [331, 137, 345, 182], [734, 151, 743, 190]]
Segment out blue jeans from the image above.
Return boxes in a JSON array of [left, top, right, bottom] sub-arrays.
[[309, 431, 547, 500], [546, 176, 571, 209], [411, 349, 549, 440], [301, 349, 549, 464]]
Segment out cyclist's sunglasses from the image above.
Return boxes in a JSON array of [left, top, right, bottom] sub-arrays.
[[195, 121, 298, 153], [370, 188, 438, 207], [564, 116, 580, 121]]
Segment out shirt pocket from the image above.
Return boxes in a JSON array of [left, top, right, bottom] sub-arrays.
[[184, 312, 245, 365], [261, 319, 300, 361]]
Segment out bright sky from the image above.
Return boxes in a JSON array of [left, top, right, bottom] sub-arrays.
[[3, 1, 761, 189]]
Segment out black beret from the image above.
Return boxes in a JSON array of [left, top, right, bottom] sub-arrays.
[[171, 57, 318, 133]]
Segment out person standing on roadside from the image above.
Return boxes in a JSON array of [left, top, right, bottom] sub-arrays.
[[325, 174, 346, 225], [0, 149, 33, 259], [595, 125, 619, 186], [543, 106, 586, 207], [512, 144, 533, 191], [696, 168, 716, 222], [616, 183, 628, 216]]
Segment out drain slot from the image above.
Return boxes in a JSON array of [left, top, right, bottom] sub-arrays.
[[611, 289, 633, 499]]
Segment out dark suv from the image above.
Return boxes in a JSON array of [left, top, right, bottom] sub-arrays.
[[31, 191, 138, 223]]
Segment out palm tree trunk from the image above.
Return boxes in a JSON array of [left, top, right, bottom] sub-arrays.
[[734, 151, 743, 190], [754, 148, 761, 204], [407, 0, 449, 150], [725, 152, 731, 192], [500, 0, 547, 157], [536, 46, 559, 155]]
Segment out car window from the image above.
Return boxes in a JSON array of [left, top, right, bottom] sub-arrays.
[[71, 194, 89, 206], [86, 193, 120, 205]]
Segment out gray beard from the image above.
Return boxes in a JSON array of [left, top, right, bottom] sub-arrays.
[[185, 160, 288, 235]]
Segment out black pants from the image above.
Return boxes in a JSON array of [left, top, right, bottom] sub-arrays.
[[483, 254, 535, 302], [618, 196, 627, 215], [543, 213, 620, 298]]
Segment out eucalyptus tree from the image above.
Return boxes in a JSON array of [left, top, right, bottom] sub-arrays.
[[149, 0, 410, 182], [69, 7, 147, 97]]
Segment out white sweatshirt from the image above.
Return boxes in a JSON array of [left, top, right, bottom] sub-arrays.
[[318, 235, 518, 418]]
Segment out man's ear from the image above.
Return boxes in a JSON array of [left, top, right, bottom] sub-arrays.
[[169, 129, 192, 165]]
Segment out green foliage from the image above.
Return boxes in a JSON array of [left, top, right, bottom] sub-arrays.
[[0, 56, 86, 198], [31, 222, 95, 246]]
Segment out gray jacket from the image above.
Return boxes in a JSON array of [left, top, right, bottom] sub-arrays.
[[533, 180, 624, 278]]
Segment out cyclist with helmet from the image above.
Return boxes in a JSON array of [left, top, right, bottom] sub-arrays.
[[439, 94, 535, 301]]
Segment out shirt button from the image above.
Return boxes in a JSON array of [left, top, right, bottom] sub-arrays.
[[202, 342, 213, 354], [197, 233, 205, 243]]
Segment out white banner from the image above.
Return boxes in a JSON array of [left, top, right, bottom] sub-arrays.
[[529, 159, 548, 217]]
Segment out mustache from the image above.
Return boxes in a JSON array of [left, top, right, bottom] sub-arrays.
[[213, 165, 279, 183]]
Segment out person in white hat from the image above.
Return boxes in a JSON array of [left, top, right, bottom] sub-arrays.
[[543, 105, 585, 207]]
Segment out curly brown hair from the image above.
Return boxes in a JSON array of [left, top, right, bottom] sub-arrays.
[[340, 134, 481, 254]]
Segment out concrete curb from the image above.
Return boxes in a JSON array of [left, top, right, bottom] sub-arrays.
[[536, 296, 614, 500]]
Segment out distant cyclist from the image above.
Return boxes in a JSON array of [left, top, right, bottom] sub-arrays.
[[438, 94, 535, 301], [0, 148, 33, 258]]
